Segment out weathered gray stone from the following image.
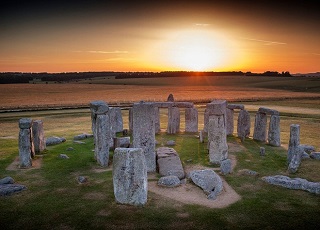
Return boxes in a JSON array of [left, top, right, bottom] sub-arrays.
[[220, 159, 232, 175], [227, 104, 245, 110], [113, 148, 148, 206], [208, 115, 228, 165], [287, 124, 300, 164], [185, 107, 198, 133], [262, 175, 320, 194], [32, 120, 46, 154], [310, 152, 320, 160], [204, 100, 227, 132], [156, 147, 185, 179], [113, 137, 130, 149], [300, 144, 316, 154], [0, 176, 14, 185], [258, 107, 279, 115], [0, 184, 27, 196], [167, 107, 180, 134], [59, 154, 69, 159], [260, 147, 266, 156], [238, 169, 259, 176], [128, 107, 133, 133], [199, 130, 204, 143], [73, 140, 85, 144], [268, 115, 281, 146], [110, 107, 123, 134], [19, 118, 34, 168], [153, 102, 194, 108], [95, 114, 109, 167], [73, 133, 93, 140], [132, 102, 156, 172], [89, 100, 109, 115], [166, 140, 176, 146], [301, 152, 310, 159], [46, 136, 66, 146], [226, 108, 234, 136], [189, 169, 223, 200], [78, 176, 87, 184], [253, 112, 267, 142], [154, 107, 161, 134], [237, 109, 251, 141], [288, 146, 304, 173], [158, 176, 181, 187]]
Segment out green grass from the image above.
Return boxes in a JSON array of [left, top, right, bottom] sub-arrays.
[[0, 100, 320, 229]]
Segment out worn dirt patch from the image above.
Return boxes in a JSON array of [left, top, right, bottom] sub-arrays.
[[6, 156, 43, 170], [83, 192, 107, 200], [228, 141, 247, 153]]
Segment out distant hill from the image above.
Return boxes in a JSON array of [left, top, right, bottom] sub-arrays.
[[292, 72, 320, 77]]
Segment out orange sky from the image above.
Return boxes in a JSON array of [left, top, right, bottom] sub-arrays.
[[0, 0, 319, 73]]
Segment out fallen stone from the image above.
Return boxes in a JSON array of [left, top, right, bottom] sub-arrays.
[[73, 140, 85, 144], [59, 154, 69, 159], [156, 147, 185, 179], [262, 175, 320, 194], [158, 176, 181, 187], [300, 144, 316, 154], [189, 169, 223, 200], [46, 136, 66, 146], [310, 152, 320, 160], [220, 159, 232, 175], [78, 176, 87, 184], [166, 140, 176, 146], [73, 133, 93, 140], [0, 184, 27, 196], [0, 176, 14, 185], [66, 147, 75, 151]]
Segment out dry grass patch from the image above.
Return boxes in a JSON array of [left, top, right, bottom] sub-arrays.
[[83, 192, 107, 200]]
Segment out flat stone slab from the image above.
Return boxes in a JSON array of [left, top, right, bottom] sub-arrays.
[[227, 104, 244, 110], [156, 147, 185, 179], [0, 184, 27, 196], [262, 175, 320, 194], [46, 136, 66, 146], [158, 175, 181, 187], [258, 107, 280, 115]]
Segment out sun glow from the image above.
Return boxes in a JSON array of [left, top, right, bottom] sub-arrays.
[[162, 30, 232, 71]]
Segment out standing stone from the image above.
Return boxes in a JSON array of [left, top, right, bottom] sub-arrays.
[[128, 108, 133, 133], [288, 146, 304, 174], [154, 107, 161, 134], [268, 115, 281, 146], [110, 107, 123, 133], [185, 107, 198, 133], [220, 159, 232, 175], [204, 100, 227, 133], [199, 130, 204, 143], [287, 124, 300, 164], [113, 148, 147, 206], [208, 115, 228, 165], [253, 112, 267, 142], [167, 106, 180, 134], [90, 101, 110, 166], [18, 118, 34, 168], [32, 120, 46, 154], [237, 109, 251, 141], [132, 102, 156, 172], [226, 108, 234, 135]]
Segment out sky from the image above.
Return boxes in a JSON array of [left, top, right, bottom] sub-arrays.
[[0, 0, 319, 73]]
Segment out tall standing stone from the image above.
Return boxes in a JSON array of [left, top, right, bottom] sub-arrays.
[[132, 102, 156, 172], [19, 118, 34, 168], [167, 106, 180, 134], [253, 112, 267, 142], [128, 107, 133, 133], [89, 101, 110, 166], [113, 148, 147, 206], [154, 107, 161, 134], [32, 120, 46, 154], [226, 108, 234, 136], [208, 115, 228, 165], [268, 115, 281, 146], [110, 107, 123, 133], [287, 124, 300, 164], [203, 100, 227, 133], [237, 109, 251, 141], [185, 107, 198, 133]]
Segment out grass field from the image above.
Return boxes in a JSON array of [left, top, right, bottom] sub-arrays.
[[0, 76, 320, 229]]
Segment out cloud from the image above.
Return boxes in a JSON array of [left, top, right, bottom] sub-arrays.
[[241, 37, 286, 45]]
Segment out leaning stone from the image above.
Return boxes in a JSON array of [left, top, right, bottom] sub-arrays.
[[253, 112, 267, 142], [310, 152, 320, 160], [258, 107, 280, 115], [32, 120, 46, 154], [227, 104, 244, 110], [220, 159, 232, 175], [0, 176, 14, 185], [0, 184, 27, 196], [46, 137, 66, 146], [300, 145, 316, 154], [268, 115, 281, 147], [288, 146, 304, 173], [260, 147, 266, 156], [262, 175, 320, 195], [59, 154, 69, 159], [158, 176, 181, 187], [113, 148, 148, 206], [189, 169, 223, 200]]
